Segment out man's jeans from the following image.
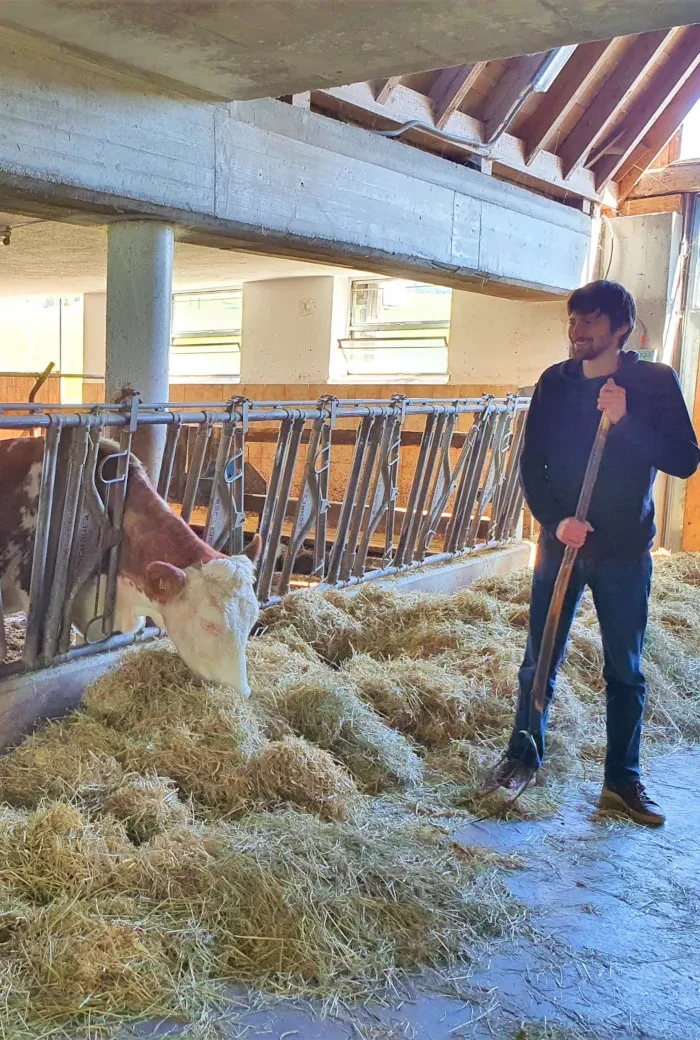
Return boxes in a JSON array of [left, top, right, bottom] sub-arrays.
[[508, 539, 652, 786]]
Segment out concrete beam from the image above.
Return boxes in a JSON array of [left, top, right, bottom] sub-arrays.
[[0, 0, 698, 101], [0, 37, 590, 297]]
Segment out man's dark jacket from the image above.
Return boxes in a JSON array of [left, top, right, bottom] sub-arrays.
[[520, 351, 700, 560]]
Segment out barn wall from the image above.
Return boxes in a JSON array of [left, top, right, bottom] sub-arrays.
[[241, 276, 338, 383], [449, 295, 567, 385]]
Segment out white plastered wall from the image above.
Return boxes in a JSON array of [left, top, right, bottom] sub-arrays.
[[448, 292, 568, 387]]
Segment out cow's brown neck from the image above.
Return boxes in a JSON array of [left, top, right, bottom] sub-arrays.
[[119, 460, 221, 589]]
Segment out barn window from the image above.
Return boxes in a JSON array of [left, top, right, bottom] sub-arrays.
[[680, 97, 700, 161], [338, 278, 451, 382], [170, 288, 242, 383]]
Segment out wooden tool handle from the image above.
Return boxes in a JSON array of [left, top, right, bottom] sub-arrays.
[[531, 411, 611, 715]]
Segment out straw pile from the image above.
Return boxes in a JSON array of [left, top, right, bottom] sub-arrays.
[[0, 550, 698, 1035], [262, 552, 700, 804]]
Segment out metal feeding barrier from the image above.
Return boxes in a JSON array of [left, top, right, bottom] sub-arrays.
[[0, 392, 529, 678]]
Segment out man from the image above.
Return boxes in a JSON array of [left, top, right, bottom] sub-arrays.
[[492, 279, 700, 825]]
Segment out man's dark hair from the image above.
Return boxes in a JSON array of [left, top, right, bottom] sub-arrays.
[[567, 280, 636, 347]]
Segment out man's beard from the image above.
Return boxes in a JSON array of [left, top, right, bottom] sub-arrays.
[[570, 340, 609, 361]]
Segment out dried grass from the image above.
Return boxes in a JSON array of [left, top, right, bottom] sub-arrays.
[[0, 550, 699, 1034], [0, 803, 522, 1035]]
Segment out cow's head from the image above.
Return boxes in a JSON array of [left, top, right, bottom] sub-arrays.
[[144, 535, 261, 696]]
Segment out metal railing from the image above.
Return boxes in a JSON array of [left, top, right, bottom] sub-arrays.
[[0, 393, 529, 678]]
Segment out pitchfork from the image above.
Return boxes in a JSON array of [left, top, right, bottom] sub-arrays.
[[485, 409, 612, 801]]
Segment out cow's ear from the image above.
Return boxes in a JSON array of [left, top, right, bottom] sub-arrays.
[[242, 533, 262, 565], [145, 561, 187, 603]]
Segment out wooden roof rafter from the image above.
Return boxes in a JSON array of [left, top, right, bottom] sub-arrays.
[[430, 62, 487, 129], [373, 77, 402, 104], [520, 39, 617, 165], [302, 19, 700, 210], [479, 53, 555, 141], [620, 66, 700, 200], [592, 24, 700, 190], [557, 29, 675, 179]]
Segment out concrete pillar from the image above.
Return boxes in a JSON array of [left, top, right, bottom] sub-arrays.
[[607, 213, 682, 362], [105, 221, 174, 479], [449, 291, 567, 388], [241, 276, 339, 384], [607, 213, 683, 548]]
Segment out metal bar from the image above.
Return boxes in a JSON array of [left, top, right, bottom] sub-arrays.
[[405, 411, 448, 565], [340, 417, 385, 581], [40, 426, 90, 664], [487, 400, 518, 540], [256, 416, 306, 602], [180, 422, 213, 524], [444, 407, 493, 552], [494, 409, 526, 542], [507, 486, 526, 540], [157, 419, 182, 500], [352, 416, 397, 578], [23, 424, 62, 668], [467, 406, 512, 548], [258, 418, 294, 568], [452, 408, 499, 551], [0, 399, 521, 427], [415, 411, 463, 560], [100, 428, 133, 639], [382, 405, 403, 566], [203, 400, 249, 555], [278, 417, 326, 596], [325, 415, 374, 585], [394, 411, 440, 568], [313, 414, 332, 580], [313, 538, 507, 599], [58, 429, 110, 654]]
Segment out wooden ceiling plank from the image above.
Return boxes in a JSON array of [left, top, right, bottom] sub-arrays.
[[374, 77, 402, 104], [480, 53, 551, 142], [430, 61, 488, 129], [629, 161, 700, 200], [558, 28, 673, 179], [594, 26, 700, 190], [616, 65, 700, 200], [522, 39, 615, 165]]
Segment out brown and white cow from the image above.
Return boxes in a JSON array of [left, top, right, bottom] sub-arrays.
[[0, 437, 261, 696]]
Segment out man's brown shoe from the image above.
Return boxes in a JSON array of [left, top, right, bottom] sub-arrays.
[[600, 780, 665, 826]]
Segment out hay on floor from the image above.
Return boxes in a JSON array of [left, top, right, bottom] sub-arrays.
[[1, 550, 700, 1034], [0, 801, 523, 1034]]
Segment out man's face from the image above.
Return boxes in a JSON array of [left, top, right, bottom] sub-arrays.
[[568, 308, 628, 361]]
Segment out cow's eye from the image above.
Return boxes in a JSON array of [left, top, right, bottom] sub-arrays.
[[201, 619, 223, 636]]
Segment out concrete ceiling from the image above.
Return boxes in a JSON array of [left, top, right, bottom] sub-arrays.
[[1, 0, 699, 101], [0, 219, 370, 296]]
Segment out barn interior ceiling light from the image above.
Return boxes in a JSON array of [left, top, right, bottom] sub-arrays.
[[532, 45, 577, 93]]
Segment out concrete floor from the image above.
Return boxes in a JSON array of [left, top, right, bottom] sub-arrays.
[[124, 749, 700, 1040]]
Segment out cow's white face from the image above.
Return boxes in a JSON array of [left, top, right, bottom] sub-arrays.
[[144, 544, 260, 697]]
